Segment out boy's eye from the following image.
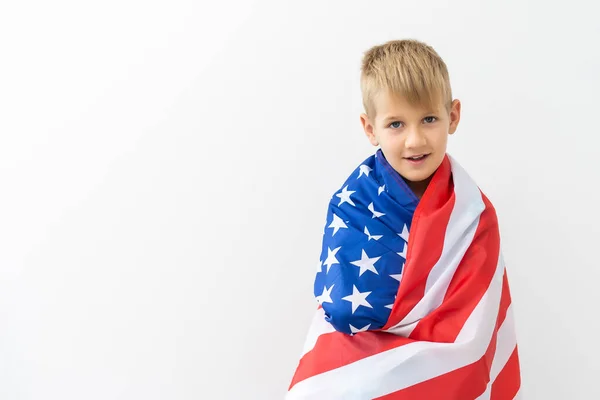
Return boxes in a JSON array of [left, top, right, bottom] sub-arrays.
[[390, 121, 403, 129], [423, 116, 437, 123]]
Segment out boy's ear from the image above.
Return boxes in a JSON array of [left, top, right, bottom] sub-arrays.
[[448, 99, 461, 135], [360, 113, 379, 146]]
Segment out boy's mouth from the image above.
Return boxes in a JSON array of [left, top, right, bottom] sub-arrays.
[[404, 153, 430, 162]]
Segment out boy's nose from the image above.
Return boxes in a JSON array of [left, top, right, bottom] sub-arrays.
[[404, 128, 427, 148]]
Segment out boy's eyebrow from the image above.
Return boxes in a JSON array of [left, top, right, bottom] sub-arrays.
[[382, 111, 438, 124], [382, 115, 403, 124]]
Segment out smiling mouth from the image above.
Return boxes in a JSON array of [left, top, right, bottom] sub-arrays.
[[404, 154, 430, 161]]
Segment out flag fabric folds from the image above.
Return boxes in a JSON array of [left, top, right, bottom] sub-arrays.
[[286, 149, 521, 399]]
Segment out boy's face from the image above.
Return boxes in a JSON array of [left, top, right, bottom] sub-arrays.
[[360, 91, 461, 196]]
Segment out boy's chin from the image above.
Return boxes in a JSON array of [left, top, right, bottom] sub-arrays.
[[397, 168, 436, 184]]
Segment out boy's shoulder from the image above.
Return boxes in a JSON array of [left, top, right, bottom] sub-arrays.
[[328, 151, 388, 206]]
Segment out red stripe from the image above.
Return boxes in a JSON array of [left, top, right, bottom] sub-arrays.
[[408, 192, 500, 343], [374, 354, 492, 400], [384, 156, 454, 329], [376, 272, 513, 400], [491, 346, 521, 400], [288, 329, 414, 389], [496, 272, 513, 343]]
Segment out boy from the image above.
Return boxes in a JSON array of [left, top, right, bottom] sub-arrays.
[[286, 40, 521, 399]]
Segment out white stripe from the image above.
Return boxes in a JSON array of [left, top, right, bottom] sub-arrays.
[[300, 307, 335, 357], [286, 249, 505, 400], [489, 305, 517, 381], [386, 156, 485, 336], [475, 304, 518, 399]]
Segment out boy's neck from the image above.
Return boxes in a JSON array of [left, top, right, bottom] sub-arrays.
[[406, 176, 432, 199]]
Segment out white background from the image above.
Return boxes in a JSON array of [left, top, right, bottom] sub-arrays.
[[1, 1, 599, 399]]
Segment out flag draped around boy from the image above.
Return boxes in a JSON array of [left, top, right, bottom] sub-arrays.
[[287, 150, 521, 399]]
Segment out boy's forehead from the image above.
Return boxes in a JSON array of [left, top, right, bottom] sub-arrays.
[[374, 91, 442, 119]]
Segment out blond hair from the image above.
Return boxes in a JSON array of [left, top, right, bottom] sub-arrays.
[[360, 39, 452, 118]]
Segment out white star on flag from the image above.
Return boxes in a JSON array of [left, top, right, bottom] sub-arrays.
[[398, 224, 409, 242], [378, 185, 386, 195], [368, 202, 385, 218], [358, 164, 373, 179], [397, 242, 407, 259], [349, 323, 371, 334], [323, 246, 342, 272], [390, 272, 402, 282], [364, 226, 383, 241], [328, 213, 348, 236], [350, 249, 381, 276], [316, 284, 334, 304], [336, 185, 356, 207], [342, 285, 373, 314], [385, 295, 397, 310]]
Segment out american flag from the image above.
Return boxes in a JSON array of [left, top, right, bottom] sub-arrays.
[[286, 149, 521, 399]]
